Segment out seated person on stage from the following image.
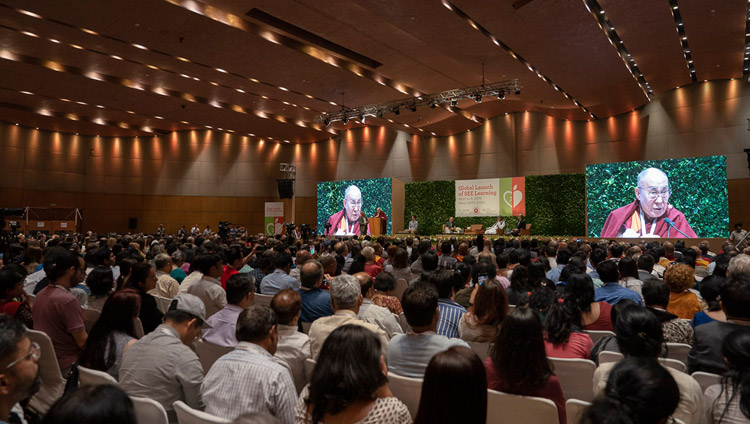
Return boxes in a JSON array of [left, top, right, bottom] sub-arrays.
[[407, 215, 419, 234], [443, 217, 459, 234], [325, 185, 369, 236], [510, 214, 526, 237], [485, 216, 506, 235], [388, 283, 468, 378], [600, 167, 697, 238]]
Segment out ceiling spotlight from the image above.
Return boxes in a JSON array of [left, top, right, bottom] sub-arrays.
[[323, 117, 331, 126], [515, 89, 521, 95], [342, 116, 348, 125], [376, 109, 383, 118], [474, 93, 482, 103], [428, 100, 436, 108], [497, 90, 505, 100], [409, 103, 417, 112], [392, 106, 400, 115], [450, 98, 458, 107]]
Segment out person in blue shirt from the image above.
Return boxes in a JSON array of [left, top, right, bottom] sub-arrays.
[[546, 249, 571, 284], [594, 260, 643, 306], [260, 254, 299, 295], [430, 269, 466, 338], [298, 260, 333, 326]]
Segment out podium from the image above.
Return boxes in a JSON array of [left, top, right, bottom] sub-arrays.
[[369, 217, 385, 236]]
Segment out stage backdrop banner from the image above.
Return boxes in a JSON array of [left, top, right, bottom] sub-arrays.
[[264, 202, 284, 236], [499, 177, 526, 216], [456, 178, 501, 217]]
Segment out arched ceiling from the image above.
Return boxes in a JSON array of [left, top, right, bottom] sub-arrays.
[[0, 0, 746, 142]]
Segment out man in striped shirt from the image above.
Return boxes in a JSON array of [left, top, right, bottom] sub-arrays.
[[430, 270, 466, 339]]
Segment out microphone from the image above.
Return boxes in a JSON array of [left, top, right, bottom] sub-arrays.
[[664, 218, 691, 238]]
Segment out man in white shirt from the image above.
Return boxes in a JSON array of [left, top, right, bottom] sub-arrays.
[[270, 289, 311, 393], [388, 282, 468, 378], [308, 274, 389, 359], [191, 225, 200, 236], [201, 305, 296, 424], [354, 272, 402, 337], [178, 253, 227, 318], [289, 250, 311, 282], [202, 273, 254, 347], [149, 253, 180, 298], [485, 216, 506, 235]]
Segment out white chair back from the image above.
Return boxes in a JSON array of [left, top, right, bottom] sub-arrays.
[[173, 400, 232, 424], [134, 317, 145, 338], [304, 358, 316, 381], [587, 330, 615, 345], [466, 341, 491, 362], [301, 321, 312, 334], [254, 293, 274, 307], [486, 389, 560, 424], [597, 350, 624, 364], [665, 342, 691, 364], [155, 296, 173, 314], [131, 396, 169, 424], [549, 357, 596, 402], [194, 339, 233, 374], [393, 278, 408, 301], [691, 371, 721, 393], [565, 399, 591, 424], [78, 365, 118, 387], [82, 308, 101, 331], [658, 357, 686, 372], [26, 329, 66, 414], [397, 313, 411, 333], [387, 372, 423, 418]]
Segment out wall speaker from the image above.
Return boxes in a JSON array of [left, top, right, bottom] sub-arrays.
[[277, 179, 294, 199], [128, 217, 137, 229]]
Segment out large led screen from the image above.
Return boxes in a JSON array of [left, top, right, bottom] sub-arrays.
[[317, 178, 392, 236]]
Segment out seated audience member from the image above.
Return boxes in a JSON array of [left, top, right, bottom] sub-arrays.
[[261, 254, 300, 295], [664, 263, 701, 319], [78, 289, 140, 379], [0, 265, 33, 328], [544, 294, 593, 359], [85, 266, 114, 311], [298, 260, 334, 325], [41, 385, 136, 424], [124, 262, 164, 334], [589, 299, 638, 364], [202, 273, 254, 347], [692, 274, 726, 328], [431, 269, 466, 338], [148, 253, 179, 298], [0, 315, 40, 424], [355, 272, 403, 337], [452, 261, 475, 308], [567, 273, 613, 331], [593, 305, 702, 424], [288, 249, 310, 283], [119, 293, 207, 423], [438, 241, 458, 270], [414, 346, 487, 424], [170, 249, 187, 283], [594, 260, 643, 306], [271, 289, 311, 393], [410, 251, 438, 286], [388, 283, 468, 377], [384, 248, 413, 282], [485, 307, 567, 424], [371, 271, 403, 315], [689, 273, 750, 374], [179, 253, 227, 318], [114, 257, 136, 291], [617, 256, 644, 299], [362, 246, 383, 279], [347, 254, 367, 275], [637, 253, 659, 282], [308, 274, 388, 359], [581, 357, 679, 424], [546, 248, 571, 284], [32, 246, 88, 374], [202, 306, 296, 423], [704, 329, 750, 423], [505, 264, 531, 306], [642, 279, 693, 345], [297, 325, 411, 424], [220, 247, 249, 289], [459, 278, 508, 342]]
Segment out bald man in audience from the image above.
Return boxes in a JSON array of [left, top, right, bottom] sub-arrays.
[[354, 272, 403, 338], [149, 253, 180, 298], [307, 274, 389, 359], [270, 289, 311, 393], [320, 255, 337, 277], [298, 260, 334, 326], [289, 249, 311, 282]]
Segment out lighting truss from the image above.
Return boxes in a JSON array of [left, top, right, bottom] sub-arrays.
[[315, 79, 521, 125]]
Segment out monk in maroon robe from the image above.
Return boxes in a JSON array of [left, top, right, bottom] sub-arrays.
[[325, 185, 370, 236], [600, 167, 697, 238]]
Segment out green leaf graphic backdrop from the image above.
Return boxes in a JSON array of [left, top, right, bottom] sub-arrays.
[[317, 178, 392, 234], [586, 156, 728, 237]]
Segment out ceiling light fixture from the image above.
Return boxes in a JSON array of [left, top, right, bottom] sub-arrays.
[[666, 0, 697, 81]]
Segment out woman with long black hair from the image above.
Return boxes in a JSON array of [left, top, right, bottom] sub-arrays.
[[705, 329, 750, 423]]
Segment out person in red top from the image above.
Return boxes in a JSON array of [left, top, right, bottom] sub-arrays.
[[0, 265, 33, 329], [220, 246, 254, 289], [566, 273, 613, 331], [362, 246, 382, 279], [543, 294, 593, 359], [485, 307, 566, 424]]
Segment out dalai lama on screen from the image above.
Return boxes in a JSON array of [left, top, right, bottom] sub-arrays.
[[326, 185, 370, 236], [600, 167, 697, 238]]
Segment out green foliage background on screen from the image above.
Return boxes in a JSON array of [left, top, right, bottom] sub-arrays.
[[316, 178, 392, 234]]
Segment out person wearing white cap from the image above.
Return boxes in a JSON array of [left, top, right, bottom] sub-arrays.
[[119, 293, 211, 423]]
